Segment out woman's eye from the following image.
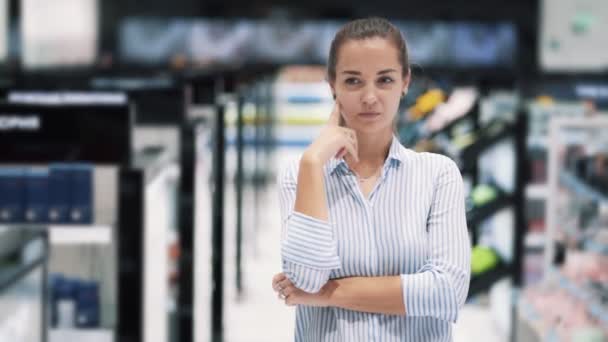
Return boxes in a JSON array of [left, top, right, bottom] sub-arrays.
[[378, 77, 394, 84], [344, 78, 361, 85]]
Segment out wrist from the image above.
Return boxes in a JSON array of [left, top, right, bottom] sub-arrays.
[[323, 279, 341, 308], [301, 150, 324, 168]]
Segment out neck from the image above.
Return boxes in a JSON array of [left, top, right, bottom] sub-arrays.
[[345, 130, 393, 175]]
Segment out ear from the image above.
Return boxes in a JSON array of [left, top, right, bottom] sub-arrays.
[[402, 68, 411, 93], [327, 79, 337, 100]]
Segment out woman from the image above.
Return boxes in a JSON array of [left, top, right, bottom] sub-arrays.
[[272, 17, 471, 341]]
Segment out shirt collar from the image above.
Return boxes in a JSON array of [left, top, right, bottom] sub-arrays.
[[328, 134, 408, 175]]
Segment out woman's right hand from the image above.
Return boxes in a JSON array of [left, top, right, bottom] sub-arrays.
[[303, 102, 359, 165]]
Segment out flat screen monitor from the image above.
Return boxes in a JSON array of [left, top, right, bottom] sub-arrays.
[[540, 0, 608, 72]]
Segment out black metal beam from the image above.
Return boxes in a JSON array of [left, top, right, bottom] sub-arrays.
[[236, 91, 245, 297], [117, 169, 144, 342], [211, 104, 226, 342], [177, 123, 195, 342]]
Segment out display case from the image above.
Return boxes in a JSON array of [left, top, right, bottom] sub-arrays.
[[519, 116, 608, 341], [0, 229, 48, 342], [0, 101, 152, 342]]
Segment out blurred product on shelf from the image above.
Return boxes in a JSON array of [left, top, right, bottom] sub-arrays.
[[25, 169, 50, 223], [277, 65, 327, 83], [424, 87, 478, 133], [521, 251, 608, 341], [400, 86, 478, 148], [0, 164, 94, 225], [407, 88, 445, 121], [50, 273, 100, 329], [471, 246, 501, 276], [0, 168, 26, 223]]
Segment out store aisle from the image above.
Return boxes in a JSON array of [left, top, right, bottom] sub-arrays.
[[223, 182, 295, 342]]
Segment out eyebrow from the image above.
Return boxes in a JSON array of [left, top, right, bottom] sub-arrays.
[[341, 69, 398, 76]]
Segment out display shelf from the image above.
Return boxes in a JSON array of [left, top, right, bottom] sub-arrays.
[[516, 296, 548, 341], [49, 225, 112, 245], [460, 122, 517, 162], [550, 268, 608, 326], [468, 263, 512, 298], [525, 184, 548, 199], [560, 225, 608, 256], [527, 136, 548, 150], [560, 170, 608, 204], [525, 232, 546, 250], [428, 109, 476, 139], [0, 225, 112, 245], [466, 193, 513, 227], [49, 328, 113, 342], [582, 239, 608, 256]]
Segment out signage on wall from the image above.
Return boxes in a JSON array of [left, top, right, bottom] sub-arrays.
[[0, 115, 40, 131]]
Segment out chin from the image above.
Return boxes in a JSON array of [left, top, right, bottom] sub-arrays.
[[350, 120, 393, 135]]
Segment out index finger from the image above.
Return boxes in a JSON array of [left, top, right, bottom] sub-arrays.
[[327, 101, 341, 126], [273, 273, 286, 284]]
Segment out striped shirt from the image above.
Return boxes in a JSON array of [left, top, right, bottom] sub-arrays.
[[279, 135, 471, 342]]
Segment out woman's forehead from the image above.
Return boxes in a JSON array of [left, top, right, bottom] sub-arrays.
[[336, 38, 401, 74]]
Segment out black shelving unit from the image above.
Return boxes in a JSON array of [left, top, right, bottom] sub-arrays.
[[400, 92, 528, 342], [0, 102, 147, 342], [463, 113, 527, 301], [183, 71, 228, 342]]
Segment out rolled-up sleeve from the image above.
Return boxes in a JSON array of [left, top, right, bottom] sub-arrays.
[[400, 158, 471, 323], [278, 161, 341, 293]]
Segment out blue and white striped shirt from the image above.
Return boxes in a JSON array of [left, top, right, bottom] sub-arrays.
[[279, 135, 471, 342]]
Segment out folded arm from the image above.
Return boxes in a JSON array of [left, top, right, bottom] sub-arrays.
[[279, 154, 341, 293]]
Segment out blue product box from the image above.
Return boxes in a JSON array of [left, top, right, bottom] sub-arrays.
[[24, 168, 50, 223], [0, 168, 26, 223], [69, 164, 93, 224], [75, 280, 100, 328], [48, 164, 71, 223]]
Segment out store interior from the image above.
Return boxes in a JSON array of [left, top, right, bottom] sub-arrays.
[[0, 0, 607, 341]]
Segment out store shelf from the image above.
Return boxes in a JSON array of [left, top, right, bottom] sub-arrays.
[[525, 232, 545, 250], [468, 263, 512, 298], [527, 136, 548, 150], [583, 239, 608, 256], [49, 328, 113, 342], [460, 122, 516, 162], [561, 225, 608, 256], [551, 268, 608, 326], [525, 184, 548, 199], [516, 296, 547, 341], [560, 170, 608, 204], [49, 226, 112, 245], [466, 193, 513, 227], [0, 225, 112, 245]]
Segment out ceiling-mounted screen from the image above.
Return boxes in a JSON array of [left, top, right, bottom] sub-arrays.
[[540, 0, 608, 72], [0, 0, 7, 63], [119, 18, 516, 69], [21, 0, 98, 69]]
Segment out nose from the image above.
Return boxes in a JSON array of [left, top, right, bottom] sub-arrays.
[[361, 86, 378, 107]]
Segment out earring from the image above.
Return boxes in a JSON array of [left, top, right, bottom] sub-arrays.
[[333, 94, 336, 100]]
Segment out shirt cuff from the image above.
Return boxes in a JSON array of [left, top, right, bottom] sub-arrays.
[[401, 272, 460, 323]]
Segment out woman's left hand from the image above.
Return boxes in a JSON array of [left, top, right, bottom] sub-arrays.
[[272, 273, 336, 307]]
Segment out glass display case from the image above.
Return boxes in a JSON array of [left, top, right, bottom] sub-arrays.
[[519, 116, 608, 341]]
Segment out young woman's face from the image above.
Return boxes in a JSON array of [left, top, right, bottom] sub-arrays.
[[331, 37, 409, 134]]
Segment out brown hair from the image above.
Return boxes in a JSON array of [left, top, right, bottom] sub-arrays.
[[327, 17, 410, 82]]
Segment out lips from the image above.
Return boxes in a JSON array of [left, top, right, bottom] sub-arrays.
[[357, 112, 381, 119]]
